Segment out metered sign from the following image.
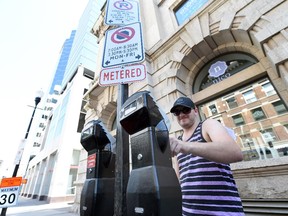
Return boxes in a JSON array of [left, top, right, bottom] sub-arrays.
[[102, 22, 144, 68], [99, 63, 146, 86], [105, 0, 140, 25]]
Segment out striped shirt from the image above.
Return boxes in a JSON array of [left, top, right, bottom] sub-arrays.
[[177, 121, 244, 216]]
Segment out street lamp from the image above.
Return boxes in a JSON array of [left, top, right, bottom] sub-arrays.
[[1, 89, 44, 216], [12, 89, 44, 177]]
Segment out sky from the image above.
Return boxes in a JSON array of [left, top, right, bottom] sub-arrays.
[[0, 0, 89, 172]]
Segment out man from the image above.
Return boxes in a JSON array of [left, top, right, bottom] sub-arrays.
[[169, 96, 245, 216]]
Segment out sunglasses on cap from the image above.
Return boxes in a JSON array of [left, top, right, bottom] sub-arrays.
[[172, 107, 192, 116]]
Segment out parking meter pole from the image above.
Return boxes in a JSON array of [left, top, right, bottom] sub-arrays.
[[114, 83, 129, 216]]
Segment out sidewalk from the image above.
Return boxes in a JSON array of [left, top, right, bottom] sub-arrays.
[[3, 196, 79, 216]]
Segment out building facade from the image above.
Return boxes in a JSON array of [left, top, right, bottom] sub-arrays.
[[78, 0, 288, 214], [16, 30, 76, 179], [21, 0, 104, 204], [49, 30, 76, 95]]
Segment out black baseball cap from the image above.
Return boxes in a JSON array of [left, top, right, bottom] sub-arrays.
[[170, 97, 195, 113]]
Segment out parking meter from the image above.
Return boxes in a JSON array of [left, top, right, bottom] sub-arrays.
[[120, 91, 182, 216], [80, 120, 116, 216]]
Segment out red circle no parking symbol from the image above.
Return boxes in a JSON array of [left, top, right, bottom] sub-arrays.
[[111, 27, 135, 43]]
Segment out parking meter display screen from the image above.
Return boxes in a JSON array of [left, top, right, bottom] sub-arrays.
[[81, 126, 93, 141], [124, 100, 137, 116]]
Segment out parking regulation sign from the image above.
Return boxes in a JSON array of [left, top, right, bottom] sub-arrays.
[[105, 0, 140, 25], [102, 22, 144, 68], [99, 63, 146, 86]]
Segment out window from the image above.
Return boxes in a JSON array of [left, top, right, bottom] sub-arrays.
[[262, 82, 276, 96], [261, 128, 277, 142], [33, 142, 41, 147], [239, 134, 253, 147], [242, 89, 257, 103], [36, 133, 41, 137], [77, 94, 88, 133], [209, 104, 218, 115], [71, 150, 80, 166], [198, 77, 288, 161], [232, 114, 245, 126], [272, 101, 288, 114], [226, 97, 238, 109], [251, 107, 266, 121], [81, 100, 87, 113], [174, 0, 209, 25], [239, 134, 258, 161], [77, 113, 86, 133], [51, 98, 58, 104]]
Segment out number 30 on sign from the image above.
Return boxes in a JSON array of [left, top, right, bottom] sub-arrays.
[[0, 177, 22, 208], [0, 186, 20, 208]]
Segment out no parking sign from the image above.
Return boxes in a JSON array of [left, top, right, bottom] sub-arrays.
[[105, 0, 140, 25], [102, 22, 145, 68]]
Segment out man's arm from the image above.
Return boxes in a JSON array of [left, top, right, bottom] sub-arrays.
[[171, 156, 180, 179], [169, 119, 243, 164]]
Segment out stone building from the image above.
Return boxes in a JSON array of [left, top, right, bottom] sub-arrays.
[[76, 0, 288, 214]]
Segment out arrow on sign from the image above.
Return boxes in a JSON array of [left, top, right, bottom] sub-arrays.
[[105, 60, 111, 66], [105, 0, 140, 26], [102, 22, 145, 68]]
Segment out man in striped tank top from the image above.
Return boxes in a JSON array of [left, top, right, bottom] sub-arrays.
[[169, 97, 245, 216]]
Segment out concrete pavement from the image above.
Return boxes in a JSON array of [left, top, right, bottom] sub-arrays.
[[2, 196, 79, 216]]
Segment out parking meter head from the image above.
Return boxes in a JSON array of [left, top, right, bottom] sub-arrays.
[[155, 120, 169, 152], [120, 91, 163, 135], [80, 120, 115, 152]]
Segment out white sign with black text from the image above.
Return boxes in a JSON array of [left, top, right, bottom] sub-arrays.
[[0, 186, 21, 208], [102, 22, 144, 68], [105, 0, 140, 26]]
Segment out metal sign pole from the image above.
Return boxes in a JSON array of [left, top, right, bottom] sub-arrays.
[[114, 83, 129, 216], [104, 1, 142, 214]]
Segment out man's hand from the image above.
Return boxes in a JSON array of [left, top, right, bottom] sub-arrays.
[[169, 136, 182, 156]]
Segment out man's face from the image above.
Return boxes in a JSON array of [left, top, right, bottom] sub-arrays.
[[173, 106, 197, 129]]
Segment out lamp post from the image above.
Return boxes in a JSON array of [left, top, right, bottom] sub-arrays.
[[1, 89, 44, 216], [12, 90, 44, 177]]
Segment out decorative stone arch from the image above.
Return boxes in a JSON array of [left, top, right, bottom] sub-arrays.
[[165, 36, 270, 103], [100, 101, 117, 131], [85, 85, 118, 131], [164, 0, 288, 106]]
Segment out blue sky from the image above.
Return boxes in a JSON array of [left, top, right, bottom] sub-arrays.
[[0, 0, 88, 169]]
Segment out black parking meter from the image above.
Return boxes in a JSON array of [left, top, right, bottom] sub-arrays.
[[120, 91, 182, 216], [80, 120, 116, 216]]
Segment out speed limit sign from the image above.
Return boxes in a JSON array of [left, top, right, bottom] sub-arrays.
[[0, 177, 22, 208], [0, 186, 21, 207]]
